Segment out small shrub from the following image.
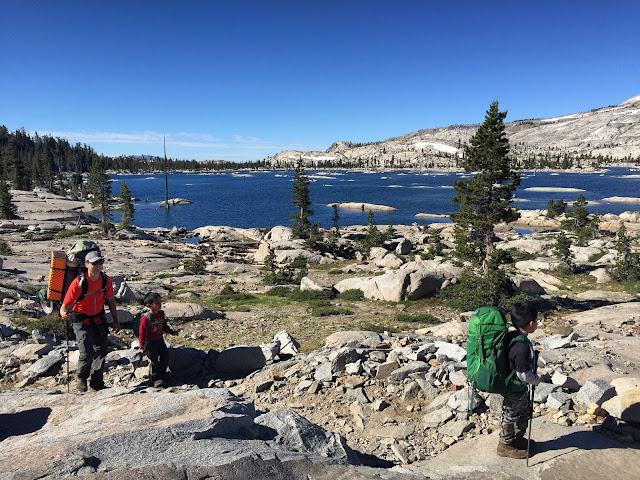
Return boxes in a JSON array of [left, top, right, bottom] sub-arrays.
[[265, 286, 293, 297], [184, 252, 207, 274], [438, 268, 514, 311], [56, 227, 92, 238], [0, 239, 13, 255], [15, 314, 68, 338], [288, 289, 334, 302], [311, 306, 353, 317], [337, 289, 364, 301], [220, 283, 236, 295]]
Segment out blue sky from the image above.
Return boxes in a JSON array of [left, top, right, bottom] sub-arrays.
[[1, 1, 639, 162]]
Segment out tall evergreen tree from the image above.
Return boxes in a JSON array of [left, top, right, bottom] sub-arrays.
[[450, 101, 520, 275], [0, 176, 18, 219], [290, 159, 313, 239], [87, 155, 113, 237], [117, 180, 134, 229]]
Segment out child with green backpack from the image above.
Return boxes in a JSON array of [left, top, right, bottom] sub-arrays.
[[138, 292, 178, 387], [497, 301, 541, 459], [466, 301, 541, 459]]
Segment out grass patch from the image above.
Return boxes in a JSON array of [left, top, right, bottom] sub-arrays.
[[299, 338, 326, 353], [395, 313, 441, 324], [311, 306, 353, 317], [153, 272, 186, 279], [588, 251, 606, 263], [14, 313, 68, 338], [288, 289, 335, 302], [621, 279, 640, 294], [56, 227, 92, 238], [264, 286, 293, 296], [359, 321, 399, 334], [337, 289, 364, 301]]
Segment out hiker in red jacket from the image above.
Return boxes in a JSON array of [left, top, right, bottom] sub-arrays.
[[60, 251, 120, 392], [138, 292, 177, 387]]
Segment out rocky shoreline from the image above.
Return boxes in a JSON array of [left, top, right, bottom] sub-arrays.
[[1, 189, 639, 478]]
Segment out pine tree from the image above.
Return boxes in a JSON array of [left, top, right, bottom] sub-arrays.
[[290, 159, 313, 239], [450, 101, 520, 275], [0, 176, 18, 219], [117, 180, 134, 229], [553, 232, 575, 273], [87, 156, 113, 237], [332, 204, 340, 236], [610, 222, 640, 281], [561, 194, 599, 246]]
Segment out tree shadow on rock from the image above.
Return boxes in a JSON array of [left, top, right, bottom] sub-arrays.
[[0, 407, 51, 442]]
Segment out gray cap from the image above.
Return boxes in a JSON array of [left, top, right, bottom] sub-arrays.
[[85, 251, 104, 264]]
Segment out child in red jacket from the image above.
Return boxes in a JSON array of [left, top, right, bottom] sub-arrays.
[[138, 292, 178, 387]]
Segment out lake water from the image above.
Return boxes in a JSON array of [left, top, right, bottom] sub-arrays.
[[110, 168, 640, 231]]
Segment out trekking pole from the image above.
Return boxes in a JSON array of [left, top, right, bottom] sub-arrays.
[[526, 384, 536, 467], [65, 317, 70, 393]]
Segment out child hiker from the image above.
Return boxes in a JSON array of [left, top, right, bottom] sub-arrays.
[[138, 292, 178, 387], [497, 301, 541, 459]]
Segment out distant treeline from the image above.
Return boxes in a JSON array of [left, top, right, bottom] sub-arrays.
[[0, 126, 267, 191]]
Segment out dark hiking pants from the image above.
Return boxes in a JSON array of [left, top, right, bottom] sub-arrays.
[[500, 389, 530, 445], [147, 338, 169, 382], [73, 321, 108, 385]]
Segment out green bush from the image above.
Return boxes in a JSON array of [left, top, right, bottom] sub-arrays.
[[220, 283, 236, 295], [438, 268, 514, 311], [337, 289, 364, 301], [184, 252, 207, 274], [265, 286, 293, 296], [288, 289, 334, 302], [15, 314, 68, 338], [56, 227, 92, 238], [311, 306, 353, 317], [0, 239, 12, 255]]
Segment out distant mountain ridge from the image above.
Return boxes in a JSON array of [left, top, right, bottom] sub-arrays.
[[266, 95, 640, 169]]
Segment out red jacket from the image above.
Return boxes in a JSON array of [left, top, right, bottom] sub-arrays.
[[139, 311, 175, 347], [62, 273, 114, 324]]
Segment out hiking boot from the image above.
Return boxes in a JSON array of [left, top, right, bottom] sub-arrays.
[[75, 377, 88, 393], [497, 441, 527, 459], [90, 380, 107, 391], [153, 379, 165, 387], [513, 437, 536, 450]]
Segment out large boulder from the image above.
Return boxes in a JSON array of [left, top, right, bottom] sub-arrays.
[[161, 302, 217, 321], [265, 226, 293, 242], [216, 346, 266, 375], [254, 409, 357, 463], [300, 276, 334, 293], [601, 386, 640, 423], [405, 270, 445, 300]]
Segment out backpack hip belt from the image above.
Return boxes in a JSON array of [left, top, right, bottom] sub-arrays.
[[71, 309, 106, 325]]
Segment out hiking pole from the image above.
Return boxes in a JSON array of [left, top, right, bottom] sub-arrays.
[[65, 317, 70, 393], [526, 384, 535, 467]]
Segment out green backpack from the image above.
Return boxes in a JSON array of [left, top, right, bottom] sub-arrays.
[[132, 310, 167, 338], [466, 306, 527, 394]]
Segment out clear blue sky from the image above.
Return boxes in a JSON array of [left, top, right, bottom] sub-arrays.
[[2, 1, 639, 162]]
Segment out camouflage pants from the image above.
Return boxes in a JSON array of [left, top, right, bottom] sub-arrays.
[[73, 321, 108, 384], [500, 389, 530, 445]]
